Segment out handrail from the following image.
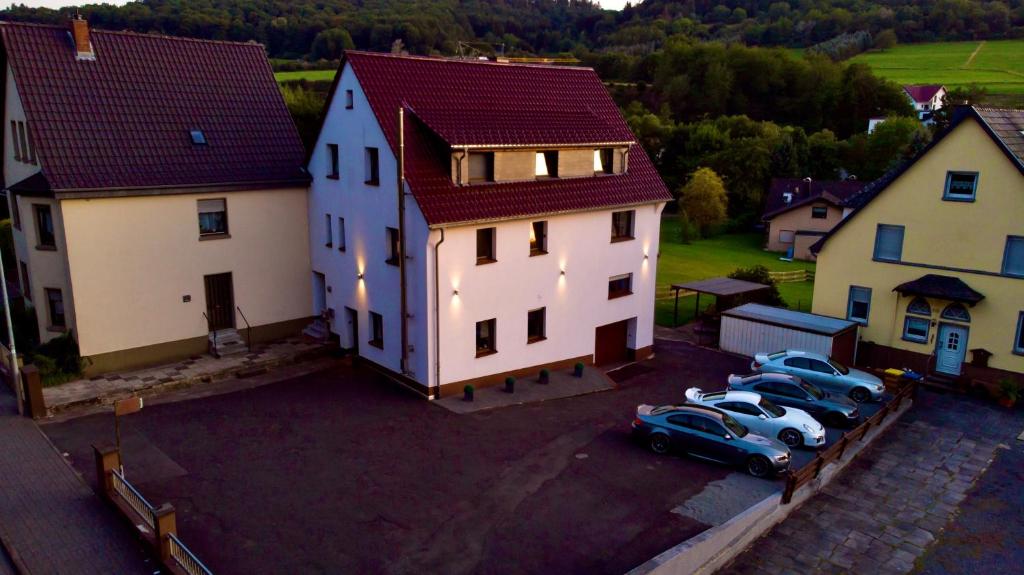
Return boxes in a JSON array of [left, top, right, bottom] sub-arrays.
[[169, 533, 214, 575], [202, 312, 218, 359], [236, 306, 252, 352]]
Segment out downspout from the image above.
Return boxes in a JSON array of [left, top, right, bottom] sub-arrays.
[[433, 228, 445, 399], [398, 107, 410, 376]]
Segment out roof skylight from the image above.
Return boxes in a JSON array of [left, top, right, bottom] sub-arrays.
[[190, 130, 207, 145]]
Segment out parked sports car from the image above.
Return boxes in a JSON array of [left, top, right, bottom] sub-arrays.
[[727, 372, 860, 427], [631, 403, 791, 478], [684, 387, 826, 448], [752, 350, 885, 403]]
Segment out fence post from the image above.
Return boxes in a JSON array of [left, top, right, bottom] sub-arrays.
[[92, 444, 121, 499], [154, 503, 177, 562], [782, 476, 796, 504], [20, 365, 45, 419]]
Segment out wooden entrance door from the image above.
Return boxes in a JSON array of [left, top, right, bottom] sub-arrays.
[[595, 320, 629, 365], [204, 272, 235, 331]]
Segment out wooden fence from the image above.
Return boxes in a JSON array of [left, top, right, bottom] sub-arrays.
[[781, 378, 917, 504], [768, 269, 815, 283]]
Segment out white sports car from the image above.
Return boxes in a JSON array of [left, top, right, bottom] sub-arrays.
[[684, 387, 826, 448]]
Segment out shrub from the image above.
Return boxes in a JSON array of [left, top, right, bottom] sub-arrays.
[[727, 265, 785, 307], [33, 330, 82, 375], [999, 378, 1020, 403]]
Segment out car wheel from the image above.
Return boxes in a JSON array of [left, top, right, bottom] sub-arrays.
[[648, 433, 671, 455], [850, 387, 870, 403], [746, 455, 772, 478], [778, 428, 803, 448]]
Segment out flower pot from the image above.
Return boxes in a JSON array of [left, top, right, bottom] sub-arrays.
[[573, 363, 585, 378], [505, 377, 515, 393], [539, 369, 550, 385], [463, 385, 474, 402]]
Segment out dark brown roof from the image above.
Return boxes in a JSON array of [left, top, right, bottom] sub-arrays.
[[975, 107, 1024, 164], [894, 274, 984, 305], [671, 277, 770, 297], [762, 178, 867, 220], [0, 22, 308, 194], [337, 51, 669, 226]]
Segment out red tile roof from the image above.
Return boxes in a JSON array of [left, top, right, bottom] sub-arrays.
[[341, 51, 669, 226], [0, 22, 308, 194], [903, 84, 944, 103]]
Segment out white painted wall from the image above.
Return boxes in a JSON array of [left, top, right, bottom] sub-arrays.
[[433, 203, 664, 386]]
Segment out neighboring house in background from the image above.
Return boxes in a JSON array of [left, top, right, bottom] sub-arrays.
[[904, 85, 946, 123], [867, 117, 887, 134], [308, 51, 670, 398], [1, 18, 312, 375], [762, 178, 867, 261], [811, 106, 1024, 384]]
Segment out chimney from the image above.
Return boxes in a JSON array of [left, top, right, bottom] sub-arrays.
[[69, 13, 95, 60]]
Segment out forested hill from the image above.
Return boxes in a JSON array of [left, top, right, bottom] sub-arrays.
[[2, 0, 1021, 60]]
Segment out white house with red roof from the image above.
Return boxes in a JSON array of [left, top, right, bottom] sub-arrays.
[[904, 84, 946, 122], [308, 51, 671, 398]]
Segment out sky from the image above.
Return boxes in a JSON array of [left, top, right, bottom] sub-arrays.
[[10, 0, 630, 8]]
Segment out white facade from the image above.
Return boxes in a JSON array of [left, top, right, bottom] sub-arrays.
[[309, 62, 665, 396], [906, 86, 946, 121]]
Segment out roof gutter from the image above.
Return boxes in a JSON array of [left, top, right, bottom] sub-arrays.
[[52, 177, 312, 200], [424, 198, 669, 230]]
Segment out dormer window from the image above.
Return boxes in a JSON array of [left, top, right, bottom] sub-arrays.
[[595, 148, 614, 175], [535, 151, 558, 179], [468, 152, 494, 183], [190, 130, 207, 145]]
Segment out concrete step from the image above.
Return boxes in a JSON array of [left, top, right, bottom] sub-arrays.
[[302, 319, 329, 342], [209, 328, 247, 357]]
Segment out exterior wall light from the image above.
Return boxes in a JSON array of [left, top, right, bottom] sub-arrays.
[[357, 272, 365, 280], [453, 289, 459, 296], [560, 269, 566, 276]]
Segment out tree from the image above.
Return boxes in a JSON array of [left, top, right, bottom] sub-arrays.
[[874, 29, 898, 50], [678, 167, 728, 237]]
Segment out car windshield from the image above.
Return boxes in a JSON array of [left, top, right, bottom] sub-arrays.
[[799, 380, 825, 400], [828, 357, 850, 375], [758, 398, 786, 418], [721, 412, 748, 438]]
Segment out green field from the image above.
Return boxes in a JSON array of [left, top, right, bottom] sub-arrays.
[[655, 219, 815, 327], [850, 39, 1024, 95], [275, 69, 337, 83]]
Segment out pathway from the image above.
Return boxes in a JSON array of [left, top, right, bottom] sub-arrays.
[[721, 389, 1023, 574], [962, 41, 985, 68], [0, 386, 154, 574]]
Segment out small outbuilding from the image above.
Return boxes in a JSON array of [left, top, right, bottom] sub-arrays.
[[719, 303, 860, 364]]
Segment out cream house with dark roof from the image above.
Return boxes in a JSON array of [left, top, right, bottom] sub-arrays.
[[1, 18, 312, 374]]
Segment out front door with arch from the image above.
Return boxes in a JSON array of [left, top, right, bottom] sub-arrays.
[[935, 323, 969, 376]]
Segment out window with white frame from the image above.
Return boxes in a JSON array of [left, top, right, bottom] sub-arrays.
[[386, 227, 400, 266], [337, 217, 346, 252], [847, 286, 871, 325], [325, 214, 333, 247], [327, 143, 339, 179], [365, 147, 380, 185], [369, 311, 383, 348], [197, 199, 228, 237]]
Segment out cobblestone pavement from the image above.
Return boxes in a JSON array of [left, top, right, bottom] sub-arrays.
[[721, 389, 1024, 575], [44, 337, 325, 415], [0, 387, 154, 574]]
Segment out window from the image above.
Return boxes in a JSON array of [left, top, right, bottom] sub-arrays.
[[337, 217, 346, 252], [611, 210, 635, 241], [386, 227, 400, 266], [197, 199, 228, 237], [718, 401, 760, 416], [45, 288, 65, 328], [530, 221, 547, 256], [11, 194, 20, 230], [943, 171, 977, 201], [778, 230, 795, 244], [903, 316, 930, 343], [941, 303, 970, 323], [468, 152, 495, 183], [19, 261, 30, 301], [325, 214, 333, 247], [527, 308, 546, 343], [33, 204, 55, 248], [873, 224, 904, 262], [808, 359, 836, 375], [907, 297, 931, 316], [1002, 236, 1024, 277], [345, 89, 354, 109], [666, 414, 695, 429], [10, 120, 20, 161], [369, 311, 383, 348], [1015, 312, 1024, 355], [476, 318, 496, 357], [595, 148, 614, 174], [535, 151, 558, 178], [608, 273, 633, 299], [783, 357, 811, 370], [327, 143, 339, 179], [189, 130, 207, 145], [364, 147, 380, 185], [476, 227, 496, 264], [17, 122, 30, 163], [847, 286, 871, 325], [811, 206, 828, 219]]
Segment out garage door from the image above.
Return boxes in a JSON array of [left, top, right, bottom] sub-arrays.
[[831, 328, 858, 365], [595, 320, 629, 365]]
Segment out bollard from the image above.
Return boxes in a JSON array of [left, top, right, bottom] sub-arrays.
[[154, 503, 177, 562], [20, 365, 45, 419]]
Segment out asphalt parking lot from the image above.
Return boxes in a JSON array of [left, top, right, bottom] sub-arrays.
[[42, 340, 885, 574]]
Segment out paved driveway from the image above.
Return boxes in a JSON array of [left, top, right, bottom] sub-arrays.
[[44, 340, 763, 575]]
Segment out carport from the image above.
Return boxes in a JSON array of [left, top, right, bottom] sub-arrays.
[[719, 303, 860, 364], [669, 277, 771, 327]]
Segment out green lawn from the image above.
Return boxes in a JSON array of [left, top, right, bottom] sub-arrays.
[[850, 39, 1024, 95], [275, 69, 337, 83], [655, 219, 815, 327]]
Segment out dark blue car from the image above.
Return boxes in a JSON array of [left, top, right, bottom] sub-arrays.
[[727, 373, 860, 427], [631, 403, 791, 478]]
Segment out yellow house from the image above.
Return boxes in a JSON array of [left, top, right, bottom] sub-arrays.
[[1, 19, 313, 375], [811, 106, 1024, 385]]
